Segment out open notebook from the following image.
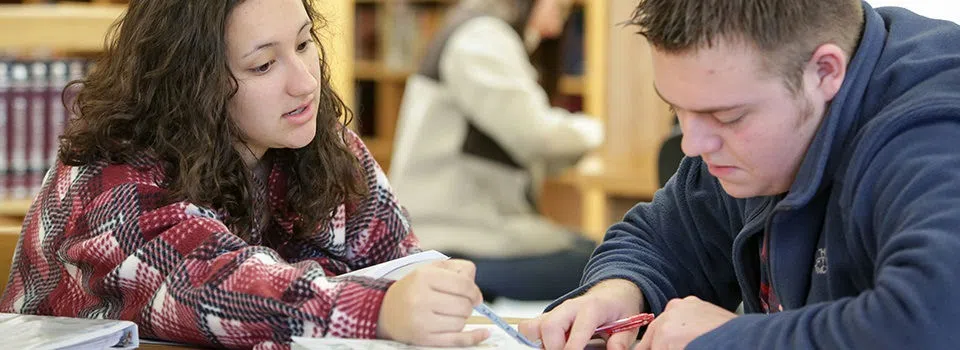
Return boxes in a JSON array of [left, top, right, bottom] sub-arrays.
[[0, 313, 139, 349]]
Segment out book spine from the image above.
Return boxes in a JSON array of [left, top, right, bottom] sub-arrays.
[[48, 61, 68, 170], [355, 5, 378, 61], [0, 61, 8, 199], [10, 62, 29, 199], [30, 61, 48, 196]]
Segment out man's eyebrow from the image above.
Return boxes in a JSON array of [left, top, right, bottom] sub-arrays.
[[653, 83, 745, 114], [241, 21, 313, 59]]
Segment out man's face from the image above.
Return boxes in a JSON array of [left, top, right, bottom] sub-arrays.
[[651, 40, 827, 198]]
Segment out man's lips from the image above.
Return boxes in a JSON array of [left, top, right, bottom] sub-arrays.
[[706, 163, 737, 176]]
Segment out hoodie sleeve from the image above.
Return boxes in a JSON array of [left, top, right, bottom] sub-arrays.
[[690, 122, 960, 349], [440, 17, 603, 165], [547, 155, 744, 315]]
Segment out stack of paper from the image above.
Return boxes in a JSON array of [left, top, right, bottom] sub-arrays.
[[0, 313, 139, 350]]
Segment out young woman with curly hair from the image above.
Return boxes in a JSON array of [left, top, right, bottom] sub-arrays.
[[0, 0, 488, 348]]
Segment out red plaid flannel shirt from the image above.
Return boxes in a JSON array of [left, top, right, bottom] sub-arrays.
[[0, 130, 419, 349]]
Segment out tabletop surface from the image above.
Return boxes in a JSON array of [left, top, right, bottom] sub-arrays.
[[138, 316, 529, 349]]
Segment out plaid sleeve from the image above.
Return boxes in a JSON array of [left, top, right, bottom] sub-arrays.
[[341, 128, 420, 267], [0, 164, 397, 349]]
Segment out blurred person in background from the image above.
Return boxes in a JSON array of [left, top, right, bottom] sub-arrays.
[[389, 0, 602, 301]]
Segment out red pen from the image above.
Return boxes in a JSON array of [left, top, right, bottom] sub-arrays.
[[591, 313, 655, 338]]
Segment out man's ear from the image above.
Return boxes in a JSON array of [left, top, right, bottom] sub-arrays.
[[804, 43, 848, 101]]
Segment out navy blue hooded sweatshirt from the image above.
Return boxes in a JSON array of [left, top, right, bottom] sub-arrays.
[[550, 3, 960, 348]]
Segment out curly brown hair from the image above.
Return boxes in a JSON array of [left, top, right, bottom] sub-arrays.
[[59, 0, 366, 241]]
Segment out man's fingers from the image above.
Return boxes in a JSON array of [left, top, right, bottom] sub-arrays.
[[518, 317, 542, 341], [423, 328, 490, 347], [607, 328, 640, 350], [540, 305, 580, 350], [633, 319, 655, 350], [564, 307, 603, 350]]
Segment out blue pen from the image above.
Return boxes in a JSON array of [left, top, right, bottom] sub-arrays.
[[473, 303, 541, 348]]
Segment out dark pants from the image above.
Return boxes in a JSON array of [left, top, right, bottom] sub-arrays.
[[451, 236, 597, 301]]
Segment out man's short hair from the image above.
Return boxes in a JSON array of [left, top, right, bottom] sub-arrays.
[[628, 0, 864, 93]]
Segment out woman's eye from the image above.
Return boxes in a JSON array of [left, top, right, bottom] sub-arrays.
[[251, 60, 274, 74], [297, 39, 313, 52]]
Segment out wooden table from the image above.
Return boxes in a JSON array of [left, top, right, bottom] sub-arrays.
[[138, 316, 529, 349]]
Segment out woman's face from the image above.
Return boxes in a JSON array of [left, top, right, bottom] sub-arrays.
[[527, 0, 574, 39], [224, 0, 321, 165]]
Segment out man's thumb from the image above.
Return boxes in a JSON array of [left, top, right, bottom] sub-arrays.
[[605, 329, 639, 350]]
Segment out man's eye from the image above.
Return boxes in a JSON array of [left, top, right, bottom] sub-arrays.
[[721, 113, 746, 125]]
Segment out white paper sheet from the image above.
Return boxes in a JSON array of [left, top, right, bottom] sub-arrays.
[[341, 250, 449, 280], [291, 324, 534, 350]]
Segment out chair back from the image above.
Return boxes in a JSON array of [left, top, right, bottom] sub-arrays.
[[657, 124, 684, 188]]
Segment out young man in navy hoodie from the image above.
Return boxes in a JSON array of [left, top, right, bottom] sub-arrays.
[[519, 0, 960, 349]]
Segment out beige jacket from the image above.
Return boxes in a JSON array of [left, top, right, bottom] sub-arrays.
[[390, 17, 603, 258]]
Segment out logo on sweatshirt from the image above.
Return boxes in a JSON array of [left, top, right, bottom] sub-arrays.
[[814, 248, 828, 274]]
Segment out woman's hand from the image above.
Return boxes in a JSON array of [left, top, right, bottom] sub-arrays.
[[376, 259, 490, 347]]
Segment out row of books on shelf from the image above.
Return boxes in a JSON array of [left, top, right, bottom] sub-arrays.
[[0, 58, 91, 200], [355, 2, 445, 72]]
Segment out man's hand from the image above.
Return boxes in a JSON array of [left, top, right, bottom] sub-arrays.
[[635, 296, 736, 350], [519, 279, 644, 350], [376, 259, 489, 347]]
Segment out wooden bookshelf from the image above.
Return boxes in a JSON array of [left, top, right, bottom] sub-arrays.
[[553, 0, 675, 240], [351, 0, 452, 170], [558, 75, 585, 95], [0, 2, 127, 222], [354, 59, 411, 81], [0, 198, 32, 217], [0, 3, 125, 52]]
